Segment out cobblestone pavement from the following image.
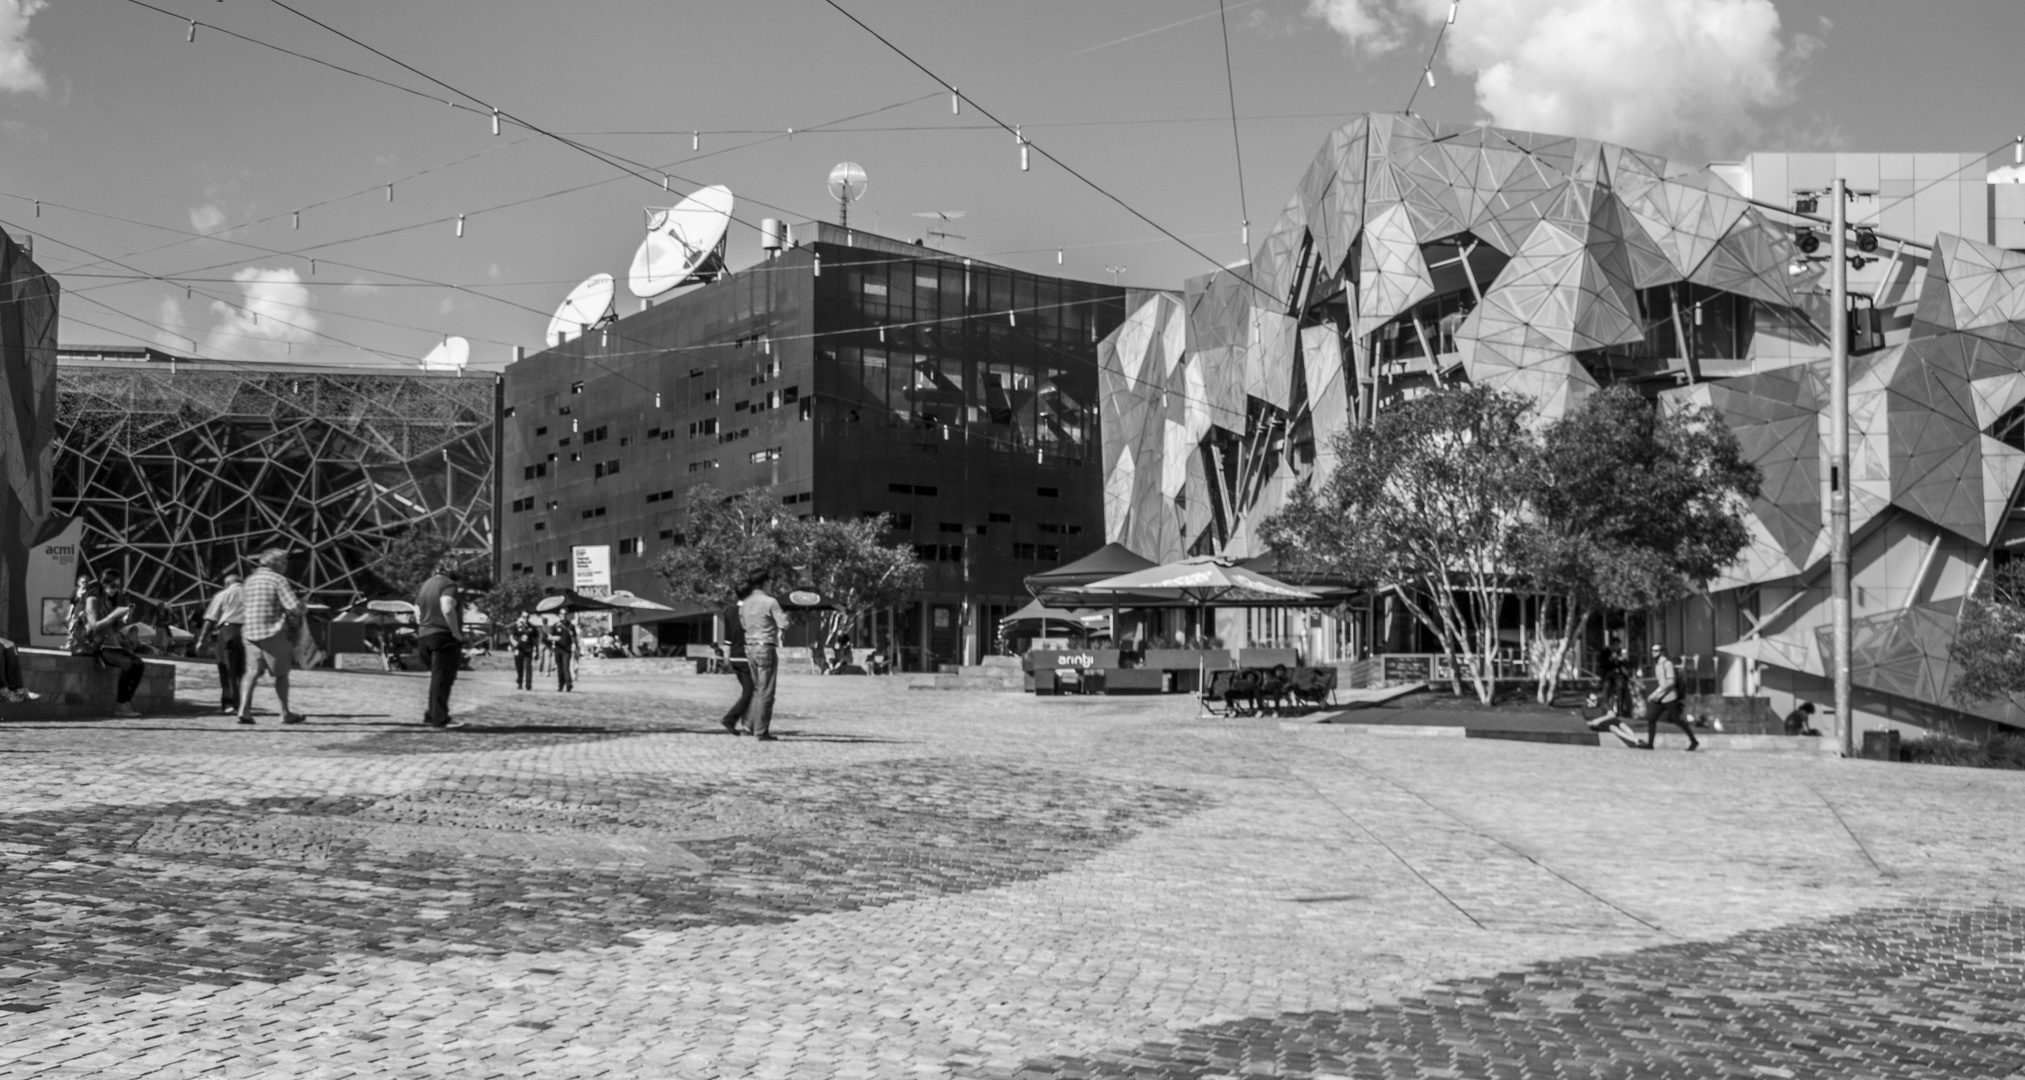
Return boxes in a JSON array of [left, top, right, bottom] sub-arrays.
[[3, 667, 2023, 1078]]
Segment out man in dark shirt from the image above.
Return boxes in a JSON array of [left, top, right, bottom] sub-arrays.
[[552, 615, 578, 692], [414, 560, 463, 728], [509, 613, 540, 690]]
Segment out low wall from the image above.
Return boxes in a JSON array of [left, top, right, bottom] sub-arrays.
[[1, 647, 178, 719]]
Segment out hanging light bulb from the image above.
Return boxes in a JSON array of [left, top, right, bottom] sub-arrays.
[[600, 328, 608, 348], [309, 258, 316, 275], [2016, 135, 2023, 165], [1242, 221, 1250, 246], [812, 253, 821, 277], [951, 90, 961, 115], [292, 211, 300, 230], [1017, 127, 1029, 172], [1694, 305, 1703, 326], [1057, 247, 1064, 265], [1009, 311, 1017, 328], [1447, 1, 1458, 23], [454, 214, 465, 237], [32, 200, 38, 218], [187, 20, 197, 41], [692, 131, 699, 151], [655, 392, 662, 408], [491, 108, 500, 136], [386, 183, 394, 202], [1424, 69, 1436, 88], [662, 175, 670, 192]]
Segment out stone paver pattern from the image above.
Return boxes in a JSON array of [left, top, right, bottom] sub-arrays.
[[2, 664, 2023, 1079]]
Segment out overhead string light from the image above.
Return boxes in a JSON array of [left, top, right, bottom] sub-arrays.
[[951, 90, 961, 115], [454, 213, 464, 237], [386, 183, 394, 202], [2016, 135, 2023, 165], [1056, 247, 1063, 265], [292, 211, 300, 230], [1017, 126, 1029, 172], [187, 20, 197, 42], [692, 131, 699, 151], [491, 108, 501, 136]]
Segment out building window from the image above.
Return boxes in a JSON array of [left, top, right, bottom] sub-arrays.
[[523, 463, 548, 480], [1014, 543, 1062, 562], [1037, 487, 1059, 498], [646, 489, 675, 504], [504, 407, 517, 418], [748, 447, 781, 464], [534, 522, 546, 532], [570, 381, 584, 394], [580, 506, 607, 520], [659, 529, 675, 540], [781, 491, 811, 506], [593, 459, 621, 478], [939, 522, 963, 533], [582, 425, 609, 444], [988, 512, 1011, 523], [511, 497, 535, 513], [534, 426, 547, 436], [559, 437, 572, 446], [619, 436, 631, 447], [688, 460, 719, 474], [702, 389, 717, 402], [547, 500, 559, 510], [646, 427, 661, 439], [799, 399, 813, 421], [887, 483, 939, 497], [915, 543, 963, 563], [689, 418, 718, 437], [618, 537, 642, 555]]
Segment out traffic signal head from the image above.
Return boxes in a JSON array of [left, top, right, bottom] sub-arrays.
[[1795, 227, 1820, 255], [1794, 193, 1818, 215], [1856, 226, 1879, 253]]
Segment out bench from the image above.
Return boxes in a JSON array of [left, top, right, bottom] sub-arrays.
[[0, 648, 179, 720], [1102, 669, 1165, 695]]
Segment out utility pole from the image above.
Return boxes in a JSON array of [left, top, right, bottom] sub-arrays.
[[1829, 177, 1854, 758]]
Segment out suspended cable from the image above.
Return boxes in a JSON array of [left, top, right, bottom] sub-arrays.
[[1403, 1, 1458, 114], [1215, 0, 1251, 252]]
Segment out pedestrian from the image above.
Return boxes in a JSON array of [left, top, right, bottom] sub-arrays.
[[738, 571, 791, 742], [1644, 642, 1699, 751], [414, 558, 464, 727], [67, 570, 147, 717], [1783, 701, 1822, 737], [195, 572, 245, 714], [1582, 643, 1642, 747], [237, 548, 306, 725], [509, 612, 540, 690], [0, 634, 40, 703], [552, 613, 578, 691], [717, 594, 752, 734]]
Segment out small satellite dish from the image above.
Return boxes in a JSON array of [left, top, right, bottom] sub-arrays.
[[420, 336, 470, 371], [827, 162, 868, 227], [629, 184, 734, 299], [546, 273, 616, 349], [787, 589, 822, 608], [912, 210, 967, 248]]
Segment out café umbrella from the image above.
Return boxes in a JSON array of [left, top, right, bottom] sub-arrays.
[[1080, 555, 1323, 641]]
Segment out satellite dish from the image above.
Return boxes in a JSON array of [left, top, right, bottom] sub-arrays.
[[628, 184, 734, 299], [420, 336, 470, 371], [827, 162, 868, 227], [546, 273, 615, 349], [787, 589, 822, 608], [912, 210, 967, 248]]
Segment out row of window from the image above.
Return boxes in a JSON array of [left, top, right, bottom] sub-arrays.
[[1012, 543, 1062, 562]]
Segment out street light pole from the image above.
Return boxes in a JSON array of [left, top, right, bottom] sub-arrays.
[[1829, 177, 1854, 757]]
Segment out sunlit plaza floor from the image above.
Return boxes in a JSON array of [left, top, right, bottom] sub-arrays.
[[1, 665, 2020, 1078]]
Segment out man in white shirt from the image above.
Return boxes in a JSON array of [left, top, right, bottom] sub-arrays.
[[196, 573, 245, 714]]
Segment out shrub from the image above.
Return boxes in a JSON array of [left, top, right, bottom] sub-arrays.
[[1899, 732, 2025, 770]]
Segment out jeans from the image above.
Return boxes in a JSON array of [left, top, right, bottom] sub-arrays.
[[555, 651, 574, 691], [98, 647, 146, 705], [213, 626, 245, 709], [1647, 699, 1696, 746], [418, 632, 460, 725], [744, 644, 779, 737], [513, 650, 535, 689], [1, 640, 22, 693], [721, 659, 755, 728]]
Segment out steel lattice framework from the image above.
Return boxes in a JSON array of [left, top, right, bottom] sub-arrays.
[[52, 361, 495, 620]]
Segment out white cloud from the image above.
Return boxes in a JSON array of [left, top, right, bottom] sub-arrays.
[[1991, 164, 2025, 185], [0, 0, 49, 95], [188, 204, 228, 235], [204, 267, 319, 361], [1312, 0, 1799, 152], [153, 296, 197, 354]]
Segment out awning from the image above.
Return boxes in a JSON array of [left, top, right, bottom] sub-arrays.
[[1022, 542, 1158, 595]]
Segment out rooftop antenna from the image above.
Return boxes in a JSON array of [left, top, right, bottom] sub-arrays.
[[911, 210, 967, 249], [827, 162, 868, 229]]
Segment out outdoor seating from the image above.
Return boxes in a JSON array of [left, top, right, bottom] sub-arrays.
[[1102, 669, 1164, 694], [1199, 665, 1339, 716]]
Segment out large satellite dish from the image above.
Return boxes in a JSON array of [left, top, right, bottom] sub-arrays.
[[546, 273, 616, 348], [628, 184, 734, 299], [420, 336, 470, 371]]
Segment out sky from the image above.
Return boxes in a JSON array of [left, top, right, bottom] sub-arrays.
[[2, 0, 2021, 370]]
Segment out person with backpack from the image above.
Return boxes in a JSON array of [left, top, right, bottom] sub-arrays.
[[1645, 642, 1700, 751], [69, 570, 147, 718]]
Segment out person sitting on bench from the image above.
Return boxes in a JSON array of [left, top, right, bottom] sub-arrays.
[[0, 635, 41, 703]]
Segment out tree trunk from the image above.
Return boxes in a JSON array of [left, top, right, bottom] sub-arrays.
[[1535, 603, 1586, 704]]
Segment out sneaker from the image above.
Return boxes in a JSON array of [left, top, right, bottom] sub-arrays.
[[281, 713, 307, 725], [17, 690, 39, 703], [753, 733, 778, 742], [0, 689, 23, 703], [237, 715, 255, 725]]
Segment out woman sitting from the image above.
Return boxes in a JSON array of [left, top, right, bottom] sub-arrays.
[[68, 571, 147, 717]]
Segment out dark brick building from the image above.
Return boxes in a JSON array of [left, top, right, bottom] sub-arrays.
[[500, 223, 1125, 668]]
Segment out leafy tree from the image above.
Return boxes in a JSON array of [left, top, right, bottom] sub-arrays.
[[652, 485, 799, 613], [373, 527, 487, 599], [795, 514, 925, 648], [1517, 385, 1760, 702], [1262, 386, 1536, 702], [1949, 561, 2025, 705], [478, 571, 548, 623]]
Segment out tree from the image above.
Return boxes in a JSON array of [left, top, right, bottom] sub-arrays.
[[1517, 385, 1760, 702], [1949, 561, 2025, 705], [373, 527, 487, 599], [1262, 386, 1536, 702], [794, 514, 925, 648], [478, 571, 548, 623], [652, 486, 799, 613]]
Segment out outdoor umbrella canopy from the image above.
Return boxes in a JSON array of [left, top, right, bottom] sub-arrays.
[[601, 593, 676, 612], [1021, 542, 1158, 595], [998, 598, 1084, 627], [613, 600, 717, 629], [1081, 556, 1323, 605], [535, 591, 624, 614]]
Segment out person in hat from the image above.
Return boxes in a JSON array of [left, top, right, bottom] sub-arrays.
[[1644, 642, 1699, 751], [238, 548, 305, 725], [414, 557, 464, 727]]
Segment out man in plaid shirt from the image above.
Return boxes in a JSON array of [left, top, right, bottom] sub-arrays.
[[238, 547, 305, 725]]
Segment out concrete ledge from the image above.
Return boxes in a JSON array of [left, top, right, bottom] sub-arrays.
[[2, 648, 178, 720], [1281, 722, 1467, 737]]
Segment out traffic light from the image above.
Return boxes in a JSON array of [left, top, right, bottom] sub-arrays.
[[1795, 226, 1820, 254], [1856, 226, 1878, 253], [1794, 193, 1819, 215]]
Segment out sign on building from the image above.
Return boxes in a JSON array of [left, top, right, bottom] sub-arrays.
[[572, 545, 611, 597]]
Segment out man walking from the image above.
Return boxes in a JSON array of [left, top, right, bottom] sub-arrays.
[[414, 559, 464, 727], [739, 572, 791, 742], [238, 549, 304, 725], [196, 572, 245, 714], [552, 614, 578, 692], [510, 612, 540, 690], [1645, 642, 1700, 751], [718, 590, 753, 734]]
